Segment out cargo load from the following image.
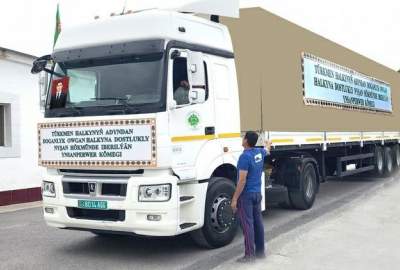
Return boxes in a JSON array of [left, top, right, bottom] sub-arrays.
[[223, 8, 399, 132]]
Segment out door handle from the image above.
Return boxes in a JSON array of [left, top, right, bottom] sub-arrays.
[[205, 126, 215, 135]]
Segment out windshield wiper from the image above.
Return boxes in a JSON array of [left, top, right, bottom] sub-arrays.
[[90, 98, 134, 115], [54, 105, 83, 117], [105, 103, 141, 115], [90, 98, 128, 102], [69, 105, 83, 115]]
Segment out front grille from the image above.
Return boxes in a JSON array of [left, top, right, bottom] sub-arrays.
[[102, 183, 127, 196], [62, 182, 127, 197], [66, 207, 125, 222], [60, 169, 144, 175], [63, 182, 89, 194]]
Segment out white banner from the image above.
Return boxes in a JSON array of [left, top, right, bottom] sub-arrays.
[[303, 53, 392, 113], [38, 119, 156, 168]]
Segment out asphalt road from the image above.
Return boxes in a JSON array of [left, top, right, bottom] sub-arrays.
[[1, 172, 398, 270]]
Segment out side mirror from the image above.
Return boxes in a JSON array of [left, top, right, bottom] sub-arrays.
[[38, 72, 49, 111], [168, 99, 177, 110], [31, 55, 52, 74], [189, 88, 206, 104], [187, 51, 206, 104], [187, 51, 205, 88]]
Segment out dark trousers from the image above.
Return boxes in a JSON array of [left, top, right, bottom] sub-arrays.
[[237, 192, 265, 256]]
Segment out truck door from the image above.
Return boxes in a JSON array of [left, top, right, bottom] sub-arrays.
[[168, 49, 217, 178]]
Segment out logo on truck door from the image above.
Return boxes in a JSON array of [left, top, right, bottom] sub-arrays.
[[187, 111, 201, 129]]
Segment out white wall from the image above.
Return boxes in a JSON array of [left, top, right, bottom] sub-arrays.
[[0, 50, 44, 192]]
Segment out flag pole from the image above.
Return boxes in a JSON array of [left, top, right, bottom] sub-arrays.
[[121, 0, 128, 15]]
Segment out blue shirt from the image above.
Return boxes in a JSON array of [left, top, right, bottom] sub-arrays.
[[237, 148, 267, 193]]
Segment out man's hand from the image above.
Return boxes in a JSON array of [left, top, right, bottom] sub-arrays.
[[231, 199, 238, 214]]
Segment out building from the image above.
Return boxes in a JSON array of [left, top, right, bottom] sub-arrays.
[[0, 47, 44, 206]]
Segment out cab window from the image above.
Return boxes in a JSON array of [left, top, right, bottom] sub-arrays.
[[172, 57, 209, 105]]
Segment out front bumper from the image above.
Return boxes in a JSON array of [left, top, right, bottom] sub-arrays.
[[42, 173, 197, 237]]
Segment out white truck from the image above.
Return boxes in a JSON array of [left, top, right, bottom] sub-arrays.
[[32, 7, 400, 248]]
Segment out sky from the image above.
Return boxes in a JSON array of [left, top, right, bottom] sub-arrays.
[[0, 0, 399, 71]]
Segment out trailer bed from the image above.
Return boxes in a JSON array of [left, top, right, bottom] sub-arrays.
[[266, 131, 400, 148]]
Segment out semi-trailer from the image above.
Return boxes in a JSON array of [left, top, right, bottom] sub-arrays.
[[32, 7, 400, 248]]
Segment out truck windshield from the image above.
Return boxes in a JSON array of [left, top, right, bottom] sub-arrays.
[[45, 52, 165, 117]]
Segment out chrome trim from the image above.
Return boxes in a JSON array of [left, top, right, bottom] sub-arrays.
[[62, 176, 129, 184], [62, 176, 129, 200], [63, 194, 126, 201]]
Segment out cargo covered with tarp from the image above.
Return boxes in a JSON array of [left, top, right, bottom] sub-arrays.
[[222, 8, 400, 132]]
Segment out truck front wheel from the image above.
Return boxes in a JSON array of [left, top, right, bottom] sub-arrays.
[[190, 177, 238, 248], [288, 162, 318, 210]]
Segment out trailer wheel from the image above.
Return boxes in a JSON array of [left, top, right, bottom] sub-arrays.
[[288, 162, 317, 210], [383, 146, 394, 176], [393, 145, 400, 168], [190, 177, 238, 249], [372, 146, 385, 176]]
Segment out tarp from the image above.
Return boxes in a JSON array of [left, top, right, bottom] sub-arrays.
[[222, 8, 400, 132]]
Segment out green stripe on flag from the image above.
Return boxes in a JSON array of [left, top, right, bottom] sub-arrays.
[[53, 4, 61, 48]]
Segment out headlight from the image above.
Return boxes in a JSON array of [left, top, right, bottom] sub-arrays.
[[42, 181, 56, 198], [138, 184, 171, 202]]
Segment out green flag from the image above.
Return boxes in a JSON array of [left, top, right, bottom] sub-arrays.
[[53, 4, 61, 48]]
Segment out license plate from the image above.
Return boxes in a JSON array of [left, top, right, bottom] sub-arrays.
[[78, 200, 108, 210]]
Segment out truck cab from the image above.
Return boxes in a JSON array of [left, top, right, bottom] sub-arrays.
[[36, 9, 248, 248]]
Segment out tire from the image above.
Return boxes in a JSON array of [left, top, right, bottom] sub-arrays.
[[393, 145, 400, 169], [383, 146, 394, 176], [288, 162, 318, 210], [278, 200, 293, 209], [190, 177, 238, 249], [373, 146, 385, 176]]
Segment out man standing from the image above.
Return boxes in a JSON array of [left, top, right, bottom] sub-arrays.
[[231, 131, 272, 263]]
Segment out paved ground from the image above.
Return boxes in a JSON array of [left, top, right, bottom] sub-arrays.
[[217, 172, 400, 270], [0, 171, 399, 270]]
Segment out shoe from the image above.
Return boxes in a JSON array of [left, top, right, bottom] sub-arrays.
[[255, 252, 266, 259], [236, 255, 256, 263]]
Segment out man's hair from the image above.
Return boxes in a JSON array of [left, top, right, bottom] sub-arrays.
[[244, 131, 259, 147]]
